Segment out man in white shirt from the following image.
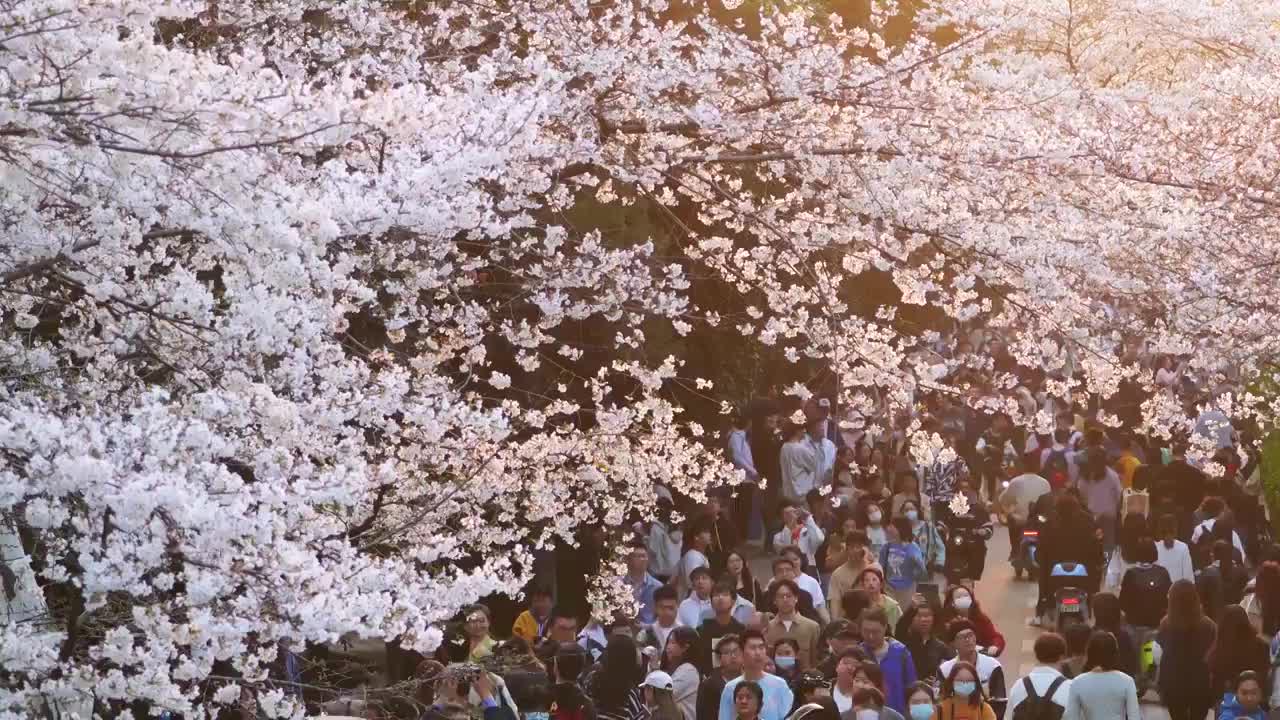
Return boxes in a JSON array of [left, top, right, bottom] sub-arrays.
[[676, 523, 712, 599], [780, 423, 817, 504], [678, 567, 715, 628], [1004, 632, 1072, 720], [640, 585, 683, 656], [998, 455, 1051, 560], [1156, 513, 1195, 584], [1190, 498, 1248, 559], [940, 619, 1005, 700], [807, 418, 837, 487]]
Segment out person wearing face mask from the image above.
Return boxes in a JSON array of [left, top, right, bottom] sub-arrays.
[[860, 499, 890, 561], [900, 501, 944, 588], [770, 638, 801, 683], [938, 620, 1004, 713], [903, 683, 936, 720], [937, 662, 996, 720], [938, 587, 1005, 658], [847, 687, 904, 720]]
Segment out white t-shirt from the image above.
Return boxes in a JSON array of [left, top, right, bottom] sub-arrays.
[[677, 548, 709, 597], [1004, 667, 1071, 720], [940, 654, 1002, 695], [1156, 540, 1195, 584], [832, 685, 853, 714], [795, 572, 826, 609]]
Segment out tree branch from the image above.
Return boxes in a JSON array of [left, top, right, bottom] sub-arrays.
[[0, 228, 190, 286]]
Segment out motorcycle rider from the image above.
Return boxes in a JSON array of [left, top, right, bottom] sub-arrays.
[[998, 453, 1051, 567], [1035, 491, 1104, 626], [936, 479, 993, 584]]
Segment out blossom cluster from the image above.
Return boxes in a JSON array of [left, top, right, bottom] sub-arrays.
[[2, 0, 1278, 716]]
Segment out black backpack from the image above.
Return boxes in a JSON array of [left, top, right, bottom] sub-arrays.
[[1043, 449, 1070, 490], [1012, 676, 1066, 720]]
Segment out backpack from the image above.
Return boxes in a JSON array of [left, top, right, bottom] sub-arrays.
[[1012, 676, 1067, 720], [1043, 450, 1070, 490]]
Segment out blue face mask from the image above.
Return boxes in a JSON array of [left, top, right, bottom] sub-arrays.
[[909, 704, 934, 720], [905, 510, 919, 523], [953, 681, 977, 697], [775, 656, 796, 669]]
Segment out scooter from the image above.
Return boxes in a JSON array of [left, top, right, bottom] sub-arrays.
[[938, 521, 993, 584], [1049, 562, 1090, 632], [1012, 514, 1045, 580]]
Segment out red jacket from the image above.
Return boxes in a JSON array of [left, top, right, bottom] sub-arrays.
[[940, 608, 1006, 657]]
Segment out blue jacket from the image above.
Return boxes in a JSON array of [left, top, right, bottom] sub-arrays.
[[1217, 694, 1265, 720], [859, 639, 917, 715]]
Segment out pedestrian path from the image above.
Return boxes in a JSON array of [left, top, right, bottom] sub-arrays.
[[977, 526, 1181, 719]]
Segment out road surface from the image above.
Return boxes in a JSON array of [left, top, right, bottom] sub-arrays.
[[976, 526, 1176, 719]]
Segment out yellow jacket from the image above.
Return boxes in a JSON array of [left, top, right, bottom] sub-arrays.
[[511, 610, 547, 644]]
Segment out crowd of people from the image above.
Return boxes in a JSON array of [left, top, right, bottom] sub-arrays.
[[306, 329, 1280, 720]]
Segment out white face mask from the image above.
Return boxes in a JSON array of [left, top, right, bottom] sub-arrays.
[[953, 595, 973, 611], [869, 510, 882, 524], [905, 510, 919, 523], [856, 711, 880, 720]]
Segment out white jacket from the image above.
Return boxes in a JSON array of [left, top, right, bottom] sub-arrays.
[[772, 515, 826, 567], [648, 522, 683, 578]]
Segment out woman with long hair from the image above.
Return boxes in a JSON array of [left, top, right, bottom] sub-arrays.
[[642, 672, 684, 720], [589, 634, 647, 720], [1077, 447, 1123, 552], [1091, 593, 1138, 678], [1157, 580, 1217, 720], [661, 627, 700, 720], [937, 661, 996, 720], [1199, 540, 1250, 621], [938, 585, 1005, 657], [1062, 631, 1140, 718], [1208, 605, 1270, 697], [1104, 514, 1151, 592], [1241, 560, 1280, 637], [725, 550, 764, 610], [904, 683, 937, 720]]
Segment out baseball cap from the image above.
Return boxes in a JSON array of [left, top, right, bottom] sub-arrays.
[[642, 670, 674, 691]]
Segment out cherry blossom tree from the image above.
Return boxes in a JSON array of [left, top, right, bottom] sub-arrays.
[[2, 0, 1279, 716]]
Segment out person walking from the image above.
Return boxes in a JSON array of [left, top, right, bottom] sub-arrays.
[[937, 661, 997, 720], [697, 634, 742, 720], [1156, 580, 1217, 720], [1060, 631, 1140, 720], [1003, 632, 1071, 720], [764, 580, 820, 669], [1207, 606, 1269, 701], [858, 607, 917, 716], [662, 627, 701, 720], [588, 635, 648, 720], [718, 630, 794, 720]]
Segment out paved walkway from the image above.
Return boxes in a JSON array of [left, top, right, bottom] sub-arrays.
[[976, 527, 1177, 719]]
